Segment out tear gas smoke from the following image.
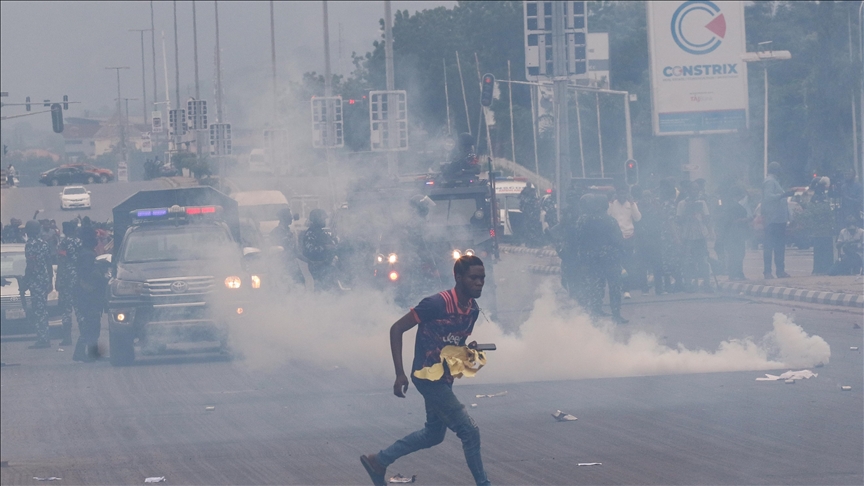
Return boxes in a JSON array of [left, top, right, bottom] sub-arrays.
[[229, 279, 830, 384]]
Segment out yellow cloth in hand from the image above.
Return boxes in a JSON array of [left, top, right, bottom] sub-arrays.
[[413, 345, 487, 381]]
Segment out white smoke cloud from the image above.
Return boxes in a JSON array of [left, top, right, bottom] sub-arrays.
[[229, 279, 831, 385]]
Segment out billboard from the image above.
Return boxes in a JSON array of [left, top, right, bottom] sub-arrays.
[[647, 1, 748, 135]]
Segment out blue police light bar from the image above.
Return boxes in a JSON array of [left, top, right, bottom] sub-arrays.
[[134, 208, 169, 218]]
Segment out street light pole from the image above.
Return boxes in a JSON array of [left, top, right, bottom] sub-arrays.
[[173, 0, 181, 106], [130, 28, 152, 125], [193, 0, 200, 100], [106, 67, 131, 174], [214, 0, 223, 124], [270, 0, 278, 122], [742, 46, 792, 179]]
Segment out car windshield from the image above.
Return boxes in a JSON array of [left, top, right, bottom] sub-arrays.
[[120, 226, 235, 263], [0, 250, 27, 277], [64, 187, 87, 195], [426, 197, 478, 226]]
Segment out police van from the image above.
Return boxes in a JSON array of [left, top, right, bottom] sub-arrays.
[[494, 178, 528, 239], [106, 187, 261, 365]]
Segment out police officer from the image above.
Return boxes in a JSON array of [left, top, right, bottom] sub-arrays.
[[2, 218, 25, 243], [570, 193, 628, 324], [270, 208, 303, 286], [519, 183, 542, 247], [301, 209, 338, 291], [56, 221, 82, 345], [443, 133, 480, 181], [24, 220, 54, 348], [73, 227, 108, 362]]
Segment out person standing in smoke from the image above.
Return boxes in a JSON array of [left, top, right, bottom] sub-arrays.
[[677, 181, 714, 292], [270, 208, 303, 287], [360, 255, 491, 486], [73, 227, 108, 362], [300, 209, 338, 291], [571, 193, 628, 323], [607, 184, 641, 299], [442, 132, 481, 181], [56, 221, 82, 346], [718, 186, 751, 281], [761, 161, 794, 279], [519, 183, 543, 247], [24, 220, 54, 348]]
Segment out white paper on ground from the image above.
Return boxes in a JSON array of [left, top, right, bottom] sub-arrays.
[[32, 478, 62, 482], [388, 473, 416, 483], [755, 370, 818, 381], [552, 410, 577, 421], [578, 462, 602, 466], [144, 477, 166, 483], [475, 391, 507, 398]]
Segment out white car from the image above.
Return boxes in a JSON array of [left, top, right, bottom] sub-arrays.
[[60, 185, 91, 210]]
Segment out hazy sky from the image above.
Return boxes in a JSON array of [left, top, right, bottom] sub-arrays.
[[1, 1, 456, 121]]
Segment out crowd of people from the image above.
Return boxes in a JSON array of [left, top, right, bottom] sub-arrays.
[[533, 162, 864, 323], [1, 216, 111, 360]]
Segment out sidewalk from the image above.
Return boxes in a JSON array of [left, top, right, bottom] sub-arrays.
[[501, 244, 863, 309]]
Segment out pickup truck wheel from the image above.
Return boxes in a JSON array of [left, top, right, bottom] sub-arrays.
[[100, 174, 109, 183], [87, 175, 96, 184], [49, 178, 59, 186], [109, 325, 135, 366]]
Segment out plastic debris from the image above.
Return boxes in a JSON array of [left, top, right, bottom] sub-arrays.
[[475, 391, 507, 398], [841, 386, 852, 391], [388, 473, 416, 483], [205, 406, 216, 411], [552, 410, 577, 422], [578, 462, 602, 466], [144, 477, 166, 483], [755, 370, 817, 381], [33, 478, 62, 482], [851, 347, 859, 351], [784, 379, 795, 384], [470, 403, 478, 408], [57, 348, 64, 352]]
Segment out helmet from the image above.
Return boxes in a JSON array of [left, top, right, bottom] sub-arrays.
[[24, 220, 41, 238], [10, 218, 22, 227], [308, 209, 327, 227]]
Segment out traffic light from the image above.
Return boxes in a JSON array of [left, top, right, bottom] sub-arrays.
[[51, 103, 64, 133], [480, 73, 495, 107], [63, 95, 69, 110], [25, 96, 31, 112], [624, 159, 638, 186]]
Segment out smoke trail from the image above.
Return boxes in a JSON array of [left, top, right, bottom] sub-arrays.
[[230, 279, 830, 385]]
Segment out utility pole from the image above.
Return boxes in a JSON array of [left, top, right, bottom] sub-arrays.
[[173, 0, 181, 107], [384, 0, 397, 176], [270, 0, 278, 122], [192, 0, 200, 100], [130, 28, 152, 124], [551, 1, 571, 218], [150, 1, 158, 113], [106, 67, 131, 173], [215, 0, 223, 123]]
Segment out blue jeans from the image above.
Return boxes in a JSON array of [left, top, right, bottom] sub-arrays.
[[378, 378, 490, 486]]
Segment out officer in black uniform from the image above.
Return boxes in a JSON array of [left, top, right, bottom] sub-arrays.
[[301, 209, 338, 291], [73, 227, 108, 362], [24, 220, 54, 348], [570, 193, 628, 324], [442, 133, 481, 181], [56, 221, 82, 346]]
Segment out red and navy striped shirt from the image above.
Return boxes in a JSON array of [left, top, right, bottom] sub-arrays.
[[410, 288, 479, 384]]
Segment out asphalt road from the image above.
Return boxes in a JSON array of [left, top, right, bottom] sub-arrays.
[[0, 179, 171, 225], [2, 270, 861, 485]]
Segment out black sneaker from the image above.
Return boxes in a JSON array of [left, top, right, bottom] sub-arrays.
[[360, 454, 386, 486]]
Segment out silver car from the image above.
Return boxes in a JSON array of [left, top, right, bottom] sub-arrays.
[[0, 244, 59, 332]]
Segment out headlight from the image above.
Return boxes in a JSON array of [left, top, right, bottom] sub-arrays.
[[376, 254, 385, 263], [465, 249, 475, 256], [389, 271, 399, 281], [251, 275, 261, 289], [388, 253, 398, 264], [452, 249, 462, 260], [224, 276, 242, 289], [111, 279, 145, 296]]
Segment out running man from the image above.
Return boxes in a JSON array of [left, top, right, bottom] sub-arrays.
[[361, 255, 491, 486]]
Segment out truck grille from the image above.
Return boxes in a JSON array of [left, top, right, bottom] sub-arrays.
[[145, 276, 214, 299]]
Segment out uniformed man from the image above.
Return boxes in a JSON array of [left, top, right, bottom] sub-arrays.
[[73, 227, 108, 362], [56, 221, 82, 345], [301, 209, 338, 291], [570, 193, 628, 323], [519, 183, 542, 247], [24, 220, 54, 348]]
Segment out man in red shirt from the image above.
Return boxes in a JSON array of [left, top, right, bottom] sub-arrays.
[[361, 255, 491, 486]]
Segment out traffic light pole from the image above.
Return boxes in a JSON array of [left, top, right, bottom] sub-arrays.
[[384, 0, 397, 177], [551, 1, 570, 221]]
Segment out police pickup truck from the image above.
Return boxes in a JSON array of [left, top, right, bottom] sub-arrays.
[[106, 187, 261, 365]]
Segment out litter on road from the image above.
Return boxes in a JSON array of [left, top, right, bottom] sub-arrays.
[[470, 403, 478, 408], [205, 406, 216, 411], [475, 391, 507, 398], [144, 477, 166, 483], [389, 473, 416, 483], [552, 410, 577, 422], [756, 370, 818, 381], [784, 379, 796, 384], [851, 347, 859, 351], [57, 348, 64, 352], [578, 462, 602, 466], [841, 386, 852, 391], [32, 478, 61, 481]]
